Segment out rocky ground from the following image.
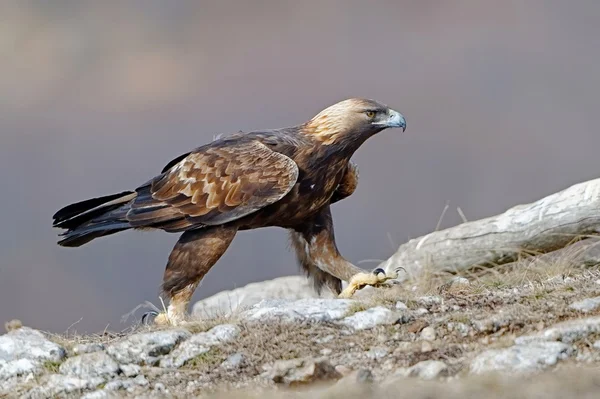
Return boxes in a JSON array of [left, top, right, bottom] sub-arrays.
[[3, 258, 600, 398]]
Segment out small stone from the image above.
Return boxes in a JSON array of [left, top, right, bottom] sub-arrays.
[[538, 317, 600, 343], [106, 329, 190, 366], [159, 324, 240, 368], [81, 390, 110, 399], [593, 340, 600, 350], [120, 363, 141, 377], [0, 358, 38, 380], [59, 352, 120, 380], [470, 341, 573, 374], [417, 296, 443, 307], [266, 357, 342, 385], [366, 347, 389, 360], [320, 348, 333, 356], [420, 326, 436, 341], [221, 353, 245, 370], [569, 297, 600, 313], [134, 374, 149, 386], [421, 341, 434, 353], [154, 382, 167, 392], [72, 343, 105, 355], [341, 307, 399, 330], [395, 301, 408, 310], [397, 360, 448, 380], [25, 374, 104, 398], [315, 335, 335, 344], [451, 276, 470, 286], [407, 319, 429, 334], [415, 308, 429, 316], [473, 314, 512, 333]]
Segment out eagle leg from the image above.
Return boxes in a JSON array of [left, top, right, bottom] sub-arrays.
[[154, 225, 237, 326], [290, 205, 372, 294]]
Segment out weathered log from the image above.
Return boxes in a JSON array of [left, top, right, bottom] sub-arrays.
[[380, 178, 600, 280]]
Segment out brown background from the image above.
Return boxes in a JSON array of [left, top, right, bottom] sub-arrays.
[[2, 1, 600, 333]]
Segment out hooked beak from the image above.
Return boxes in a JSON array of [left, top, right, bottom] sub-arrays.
[[386, 109, 406, 132], [373, 109, 406, 131]]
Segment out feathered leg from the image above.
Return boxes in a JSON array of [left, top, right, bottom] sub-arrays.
[[290, 205, 394, 298], [153, 225, 237, 326]]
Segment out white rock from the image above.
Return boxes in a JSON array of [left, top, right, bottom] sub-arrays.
[[420, 326, 436, 341], [396, 360, 448, 380], [241, 298, 356, 324], [24, 374, 104, 398], [417, 296, 443, 307], [366, 347, 389, 359], [0, 358, 38, 380], [160, 324, 240, 368], [569, 297, 600, 313], [593, 340, 600, 350], [120, 363, 141, 378], [0, 327, 66, 363], [106, 329, 190, 366], [470, 341, 573, 374], [538, 317, 600, 343], [192, 276, 331, 318], [395, 301, 408, 310], [59, 352, 120, 381], [341, 307, 399, 330]]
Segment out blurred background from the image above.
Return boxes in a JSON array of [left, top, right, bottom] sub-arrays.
[[2, 1, 600, 333]]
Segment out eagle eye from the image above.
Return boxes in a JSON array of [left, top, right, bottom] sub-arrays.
[[365, 111, 376, 119]]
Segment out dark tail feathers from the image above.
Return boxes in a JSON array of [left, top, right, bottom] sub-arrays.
[[53, 191, 137, 247]]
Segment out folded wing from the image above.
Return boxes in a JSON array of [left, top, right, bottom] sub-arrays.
[[127, 140, 299, 231]]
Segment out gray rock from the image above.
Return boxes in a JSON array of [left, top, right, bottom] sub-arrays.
[[0, 358, 38, 380], [241, 298, 356, 324], [366, 347, 389, 360], [133, 374, 149, 386], [120, 363, 140, 377], [192, 275, 332, 318], [450, 276, 470, 287], [420, 326, 436, 341], [72, 343, 105, 355], [81, 390, 111, 399], [517, 317, 600, 344], [59, 352, 120, 381], [473, 314, 512, 333], [447, 322, 470, 338], [395, 301, 408, 310], [396, 360, 448, 380], [416, 296, 443, 307], [221, 353, 244, 370], [24, 374, 104, 399], [470, 341, 573, 374], [569, 297, 600, 313], [414, 308, 429, 316], [0, 327, 66, 363], [593, 340, 600, 350], [341, 307, 399, 330], [264, 357, 342, 385], [105, 379, 136, 391], [160, 324, 240, 368], [106, 329, 190, 366]]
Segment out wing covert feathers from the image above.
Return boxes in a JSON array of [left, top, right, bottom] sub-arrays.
[[127, 140, 298, 228]]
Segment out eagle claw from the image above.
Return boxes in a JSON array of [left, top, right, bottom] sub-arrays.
[[338, 268, 394, 299], [141, 311, 159, 325]]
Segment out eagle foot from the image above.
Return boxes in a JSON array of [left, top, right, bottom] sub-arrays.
[[141, 310, 187, 327], [338, 267, 395, 299]]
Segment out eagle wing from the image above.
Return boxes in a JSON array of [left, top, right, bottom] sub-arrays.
[[127, 140, 299, 230]]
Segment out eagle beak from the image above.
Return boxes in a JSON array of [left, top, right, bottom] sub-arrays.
[[387, 109, 407, 132]]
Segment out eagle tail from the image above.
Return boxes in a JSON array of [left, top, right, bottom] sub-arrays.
[[53, 191, 137, 247]]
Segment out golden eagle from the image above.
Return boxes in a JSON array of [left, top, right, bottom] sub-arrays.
[[53, 98, 406, 325]]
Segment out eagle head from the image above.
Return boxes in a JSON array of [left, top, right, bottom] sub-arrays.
[[305, 98, 406, 145]]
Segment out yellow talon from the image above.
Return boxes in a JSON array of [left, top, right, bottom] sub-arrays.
[[338, 269, 393, 299]]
